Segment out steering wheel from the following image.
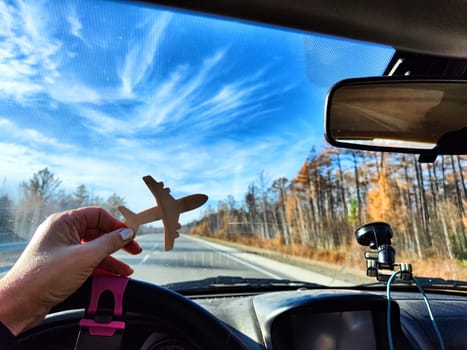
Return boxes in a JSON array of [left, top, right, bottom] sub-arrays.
[[16, 278, 246, 350]]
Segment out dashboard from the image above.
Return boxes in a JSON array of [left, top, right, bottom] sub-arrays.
[[17, 281, 467, 350], [253, 290, 392, 350], [194, 288, 467, 350]]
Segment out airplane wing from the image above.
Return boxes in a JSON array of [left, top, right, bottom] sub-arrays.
[[117, 205, 162, 231]]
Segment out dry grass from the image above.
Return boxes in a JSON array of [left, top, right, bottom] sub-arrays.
[[410, 259, 467, 281], [202, 234, 467, 282]]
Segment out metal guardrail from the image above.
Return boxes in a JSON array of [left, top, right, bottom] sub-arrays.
[[0, 241, 28, 277], [0, 241, 28, 252]]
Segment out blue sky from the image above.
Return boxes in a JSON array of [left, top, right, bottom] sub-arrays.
[[0, 0, 393, 221]]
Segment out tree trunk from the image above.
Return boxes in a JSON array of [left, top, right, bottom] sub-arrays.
[[455, 156, 467, 204], [352, 151, 362, 223], [440, 208, 454, 259], [441, 157, 448, 200], [414, 156, 431, 246], [336, 153, 348, 218], [450, 156, 464, 215], [427, 164, 437, 213]]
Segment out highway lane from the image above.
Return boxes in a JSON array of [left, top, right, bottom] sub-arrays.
[[114, 233, 348, 286], [114, 233, 283, 285], [0, 233, 348, 285]]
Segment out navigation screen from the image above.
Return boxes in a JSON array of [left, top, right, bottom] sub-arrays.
[[291, 310, 377, 350]]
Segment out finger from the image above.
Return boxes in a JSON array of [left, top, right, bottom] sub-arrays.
[[82, 232, 142, 255], [85, 227, 135, 261], [70, 207, 126, 237], [82, 227, 126, 242], [122, 240, 142, 254], [97, 256, 134, 276]]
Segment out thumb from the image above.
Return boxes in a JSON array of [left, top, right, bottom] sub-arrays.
[[86, 228, 135, 260]]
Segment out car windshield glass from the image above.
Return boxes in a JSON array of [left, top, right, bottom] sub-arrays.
[[0, 0, 465, 288]]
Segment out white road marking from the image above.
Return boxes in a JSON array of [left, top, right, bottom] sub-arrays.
[[182, 235, 350, 286], [183, 235, 282, 279], [138, 239, 159, 265]]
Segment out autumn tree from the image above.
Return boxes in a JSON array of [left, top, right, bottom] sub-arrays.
[[366, 158, 393, 222], [188, 147, 466, 267]]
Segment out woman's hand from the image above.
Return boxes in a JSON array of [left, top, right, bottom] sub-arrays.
[[0, 207, 142, 336]]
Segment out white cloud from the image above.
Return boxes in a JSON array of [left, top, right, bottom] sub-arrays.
[[75, 49, 236, 135], [139, 49, 227, 128], [0, 2, 14, 37], [0, 1, 62, 101], [77, 108, 131, 134], [0, 2, 318, 225], [48, 81, 104, 104], [0, 117, 73, 149], [67, 7, 83, 40], [0, 111, 316, 224], [0, 142, 48, 183], [127, 48, 285, 136], [119, 12, 172, 97], [0, 1, 125, 106], [0, 134, 205, 216], [0, 79, 42, 100], [192, 79, 272, 127]]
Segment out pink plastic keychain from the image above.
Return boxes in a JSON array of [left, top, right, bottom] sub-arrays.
[[118, 175, 208, 251]]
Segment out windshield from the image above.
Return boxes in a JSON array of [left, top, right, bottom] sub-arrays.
[[0, 0, 465, 288]]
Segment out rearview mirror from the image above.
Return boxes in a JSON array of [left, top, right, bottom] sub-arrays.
[[325, 78, 467, 162]]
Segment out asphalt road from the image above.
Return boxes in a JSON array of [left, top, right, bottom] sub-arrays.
[[114, 233, 347, 286], [0, 233, 348, 285]]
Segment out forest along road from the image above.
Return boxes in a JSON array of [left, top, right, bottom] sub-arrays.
[[114, 233, 348, 286]]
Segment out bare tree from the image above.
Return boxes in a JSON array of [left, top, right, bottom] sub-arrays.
[[272, 177, 291, 245], [21, 168, 61, 202], [0, 195, 15, 242], [15, 168, 62, 239], [189, 147, 466, 264], [73, 184, 90, 207], [104, 193, 126, 219]]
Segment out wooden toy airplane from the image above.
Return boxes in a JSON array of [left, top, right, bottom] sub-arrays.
[[117, 175, 208, 251]]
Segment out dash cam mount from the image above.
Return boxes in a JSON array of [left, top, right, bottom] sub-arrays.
[[355, 222, 412, 282]]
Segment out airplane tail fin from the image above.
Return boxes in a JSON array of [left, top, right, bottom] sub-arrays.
[[118, 206, 140, 231]]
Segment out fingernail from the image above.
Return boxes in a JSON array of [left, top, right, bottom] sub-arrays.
[[120, 228, 134, 241]]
